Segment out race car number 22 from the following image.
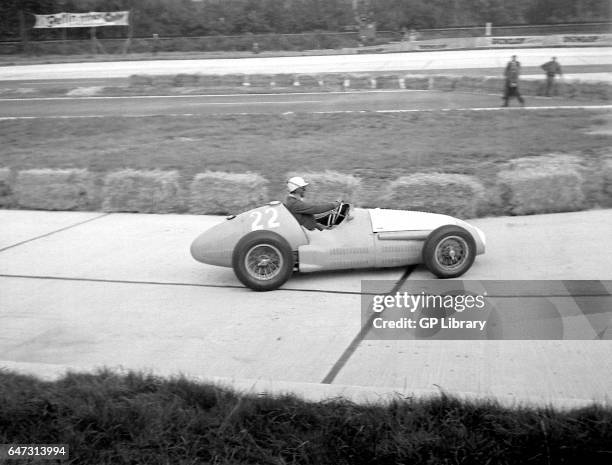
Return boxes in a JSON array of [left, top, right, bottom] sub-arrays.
[[250, 208, 280, 230]]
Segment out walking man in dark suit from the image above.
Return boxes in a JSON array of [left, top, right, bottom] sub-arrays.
[[503, 55, 525, 107]]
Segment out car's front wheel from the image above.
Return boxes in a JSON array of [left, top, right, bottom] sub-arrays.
[[422, 225, 476, 278], [232, 230, 294, 291]]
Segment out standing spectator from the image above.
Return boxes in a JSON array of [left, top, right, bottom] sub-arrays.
[[502, 55, 525, 107], [408, 28, 418, 42], [541, 56, 563, 97], [152, 33, 160, 56]]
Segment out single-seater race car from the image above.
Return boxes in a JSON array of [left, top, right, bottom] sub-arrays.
[[190, 202, 486, 291]]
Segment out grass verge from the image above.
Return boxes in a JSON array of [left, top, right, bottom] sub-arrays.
[[0, 369, 610, 464], [2, 109, 610, 215]]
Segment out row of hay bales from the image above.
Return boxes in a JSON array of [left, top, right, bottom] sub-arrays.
[[129, 73, 611, 100], [1, 156, 611, 217]]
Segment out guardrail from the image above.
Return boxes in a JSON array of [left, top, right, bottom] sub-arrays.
[[406, 33, 612, 51], [414, 22, 612, 40]]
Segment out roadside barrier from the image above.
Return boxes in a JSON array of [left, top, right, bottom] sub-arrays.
[[346, 75, 371, 89], [1, 160, 609, 216], [382, 173, 485, 219], [376, 75, 404, 89], [246, 74, 272, 87], [102, 169, 183, 213], [272, 74, 297, 87], [128, 72, 611, 101], [404, 33, 612, 51], [189, 171, 269, 215], [14, 169, 95, 211], [173, 74, 200, 87], [296, 75, 320, 88], [402, 76, 429, 90], [0, 167, 12, 207], [603, 158, 612, 207], [497, 155, 587, 215]]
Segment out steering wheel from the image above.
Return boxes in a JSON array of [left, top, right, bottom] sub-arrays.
[[326, 201, 350, 227]]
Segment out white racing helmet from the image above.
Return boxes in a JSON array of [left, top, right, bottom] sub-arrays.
[[287, 176, 309, 193]]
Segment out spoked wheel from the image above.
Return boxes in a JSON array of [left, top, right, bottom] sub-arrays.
[[244, 244, 284, 281], [232, 231, 294, 291], [423, 225, 476, 278]]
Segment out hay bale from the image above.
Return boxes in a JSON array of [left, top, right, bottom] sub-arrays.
[[575, 81, 611, 101], [284, 171, 362, 205], [456, 76, 497, 92], [196, 75, 228, 86], [14, 169, 95, 211], [316, 73, 346, 89], [497, 155, 586, 215], [220, 74, 247, 87], [603, 158, 612, 207], [272, 74, 295, 87], [382, 173, 485, 218], [248, 74, 274, 87], [296, 75, 320, 88], [173, 74, 200, 87], [102, 170, 183, 213], [346, 75, 371, 89], [402, 75, 429, 90], [431, 75, 458, 91], [149, 75, 176, 87], [0, 167, 12, 207], [129, 75, 153, 86], [376, 75, 401, 89], [194, 74, 244, 87], [189, 171, 269, 215]]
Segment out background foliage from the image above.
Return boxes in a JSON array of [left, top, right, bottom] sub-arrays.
[[0, 0, 610, 41]]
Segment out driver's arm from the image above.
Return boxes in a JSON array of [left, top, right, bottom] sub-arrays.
[[290, 199, 339, 215]]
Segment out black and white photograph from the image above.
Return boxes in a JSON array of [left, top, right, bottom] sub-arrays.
[[1, 0, 611, 463]]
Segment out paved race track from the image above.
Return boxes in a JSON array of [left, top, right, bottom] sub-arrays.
[[0, 47, 610, 81], [2, 48, 612, 407], [1, 209, 611, 407]]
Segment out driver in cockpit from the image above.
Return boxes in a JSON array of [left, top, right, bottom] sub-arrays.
[[284, 176, 340, 231]]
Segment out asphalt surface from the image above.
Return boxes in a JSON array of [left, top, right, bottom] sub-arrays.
[[1, 64, 610, 91], [2, 48, 612, 407], [0, 47, 610, 80], [1, 209, 611, 407]]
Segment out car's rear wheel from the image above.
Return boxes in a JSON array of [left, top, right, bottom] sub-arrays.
[[422, 225, 476, 278], [232, 230, 294, 291]]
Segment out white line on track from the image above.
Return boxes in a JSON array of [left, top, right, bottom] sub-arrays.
[[378, 105, 612, 112], [186, 100, 322, 105]]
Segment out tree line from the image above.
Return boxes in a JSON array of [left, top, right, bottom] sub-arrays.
[[1, 0, 609, 41]]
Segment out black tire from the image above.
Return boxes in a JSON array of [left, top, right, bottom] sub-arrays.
[[422, 225, 476, 278], [232, 230, 294, 291]]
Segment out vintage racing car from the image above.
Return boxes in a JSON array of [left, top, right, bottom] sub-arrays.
[[190, 202, 486, 291]]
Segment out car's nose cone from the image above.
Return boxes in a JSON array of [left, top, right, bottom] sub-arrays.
[[190, 220, 240, 267]]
